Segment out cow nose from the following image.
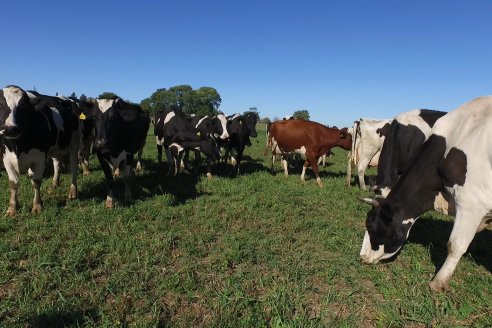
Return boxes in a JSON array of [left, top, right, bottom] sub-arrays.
[[221, 132, 229, 139], [3, 125, 21, 139], [95, 138, 107, 150]]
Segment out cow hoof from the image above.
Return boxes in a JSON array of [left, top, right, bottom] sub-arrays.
[[31, 204, 43, 214], [113, 168, 120, 177], [429, 279, 449, 292], [105, 200, 114, 209], [207, 173, 213, 180], [48, 185, 57, 195], [83, 170, 90, 176], [135, 162, 142, 173], [6, 207, 16, 217], [68, 186, 78, 200]]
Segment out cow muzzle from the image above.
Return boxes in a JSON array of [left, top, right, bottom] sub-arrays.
[[2, 125, 22, 139]]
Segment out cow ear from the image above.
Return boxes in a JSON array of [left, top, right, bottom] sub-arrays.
[[340, 130, 348, 139]]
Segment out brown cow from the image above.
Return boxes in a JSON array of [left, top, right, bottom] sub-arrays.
[[265, 120, 352, 187]]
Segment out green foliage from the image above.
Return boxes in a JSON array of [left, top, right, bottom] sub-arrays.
[[140, 85, 221, 116], [293, 110, 310, 120], [80, 94, 87, 101], [70, 92, 77, 99], [0, 126, 491, 326], [98, 92, 119, 100]]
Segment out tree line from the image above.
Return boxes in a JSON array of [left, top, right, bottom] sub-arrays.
[[66, 85, 310, 122]]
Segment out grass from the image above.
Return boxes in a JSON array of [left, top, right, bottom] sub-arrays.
[[1, 125, 492, 327]]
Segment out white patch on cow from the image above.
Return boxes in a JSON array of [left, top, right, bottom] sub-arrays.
[[294, 146, 307, 156], [156, 118, 161, 124], [155, 136, 164, 146], [402, 218, 415, 225], [3, 86, 23, 126], [394, 109, 433, 138], [164, 111, 175, 124], [195, 116, 208, 129], [96, 99, 114, 113], [169, 142, 184, 153], [229, 113, 240, 121], [50, 107, 65, 132], [3, 148, 46, 179], [359, 230, 402, 264], [217, 114, 229, 139], [301, 165, 307, 181], [379, 186, 391, 198]]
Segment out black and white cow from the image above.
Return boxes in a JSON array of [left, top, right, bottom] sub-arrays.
[[93, 98, 150, 208], [375, 109, 447, 197], [0, 86, 80, 215], [359, 96, 492, 291], [346, 118, 392, 190], [223, 112, 259, 174], [154, 107, 221, 177]]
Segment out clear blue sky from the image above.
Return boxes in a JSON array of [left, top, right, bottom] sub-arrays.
[[1, 0, 491, 127]]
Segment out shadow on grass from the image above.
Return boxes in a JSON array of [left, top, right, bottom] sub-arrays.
[[29, 308, 99, 327], [75, 158, 206, 206], [407, 215, 492, 274]]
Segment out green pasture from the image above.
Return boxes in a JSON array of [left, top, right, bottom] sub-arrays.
[[0, 125, 491, 327]]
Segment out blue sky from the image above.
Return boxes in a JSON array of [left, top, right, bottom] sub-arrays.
[[1, 1, 491, 127]]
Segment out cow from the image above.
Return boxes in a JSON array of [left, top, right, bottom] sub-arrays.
[[222, 112, 259, 174], [0, 85, 80, 216], [182, 113, 229, 170], [374, 109, 447, 197], [346, 118, 392, 191], [154, 107, 220, 178], [266, 120, 352, 187], [93, 98, 150, 208], [359, 96, 492, 292]]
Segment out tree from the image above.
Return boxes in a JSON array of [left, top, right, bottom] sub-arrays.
[[70, 92, 77, 99], [140, 85, 222, 116], [293, 110, 310, 120], [98, 92, 119, 100], [80, 94, 87, 101]]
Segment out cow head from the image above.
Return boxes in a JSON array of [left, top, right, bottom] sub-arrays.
[[241, 112, 259, 138], [93, 99, 116, 152], [338, 127, 352, 150], [212, 114, 229, 139], [359, 197, 415, 264], [0, 85, 33, 140]]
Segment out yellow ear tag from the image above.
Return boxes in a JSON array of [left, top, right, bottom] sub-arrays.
[[79, 113, 86, 120]]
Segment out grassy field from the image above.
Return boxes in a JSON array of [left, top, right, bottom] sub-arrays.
[[1, 124, 491, 327]]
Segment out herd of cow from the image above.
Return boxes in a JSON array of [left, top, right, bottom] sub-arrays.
[[1, 84, 492, 292]]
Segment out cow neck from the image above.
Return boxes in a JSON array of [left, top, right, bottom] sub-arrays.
[[385, 135, 446, 221]]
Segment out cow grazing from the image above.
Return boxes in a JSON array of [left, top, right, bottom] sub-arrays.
[[93, 98, 150, 208], [222, 112, 259, 174], [359, 96, 492, 291], [346, 118, 391, 191], [0, 86, 80, 215], [154, 107, 220, 177], [375, 109, 447, 197], [267, 120, 351, 187]]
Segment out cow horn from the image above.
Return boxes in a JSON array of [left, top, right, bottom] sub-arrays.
[[358, 196, 380, 207]]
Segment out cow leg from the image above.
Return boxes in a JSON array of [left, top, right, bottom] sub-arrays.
[[346, 155, 353, 187], [356, 157, 371, 191], [282, 157, 289, 177], [164, 148, 174, 175], [135, 147, 143, 173], [52, 158, 61, 189], [30, 157, 46, 214], [123, 155, 134, 203], [429, 207, 486, 291], [79, 140, 91, 176], [68, 149, 79, 200], [306, 153, 322, 187], [97, 153, 115, 208], [157, 144, 163, 164], [7, 180, 19, 216]]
